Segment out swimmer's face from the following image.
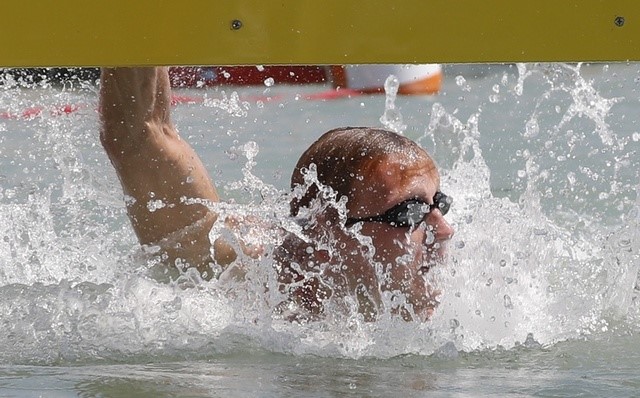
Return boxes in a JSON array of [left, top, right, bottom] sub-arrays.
[[344, 152, 454, 321]]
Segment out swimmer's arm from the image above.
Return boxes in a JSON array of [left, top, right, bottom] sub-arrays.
[[99, 67, 236, 272]]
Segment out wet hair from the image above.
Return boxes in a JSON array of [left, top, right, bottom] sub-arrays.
[[290, 127, 433, 217]]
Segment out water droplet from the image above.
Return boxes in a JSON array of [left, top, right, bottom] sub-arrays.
[[264, 77, 275, 87], [379, 75, 406, 133], [425, 231, 435, 245], [503, 295, 514, 309], [226, 150, 238, 160], [243, 141, 259, 159], [147, 199, 166, 212], [524, 118, 539, 138], [123, 195, 136, 206], [455, 75, 471, 92]]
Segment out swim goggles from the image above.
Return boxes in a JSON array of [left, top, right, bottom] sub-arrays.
[[346, 191, 451, 228]]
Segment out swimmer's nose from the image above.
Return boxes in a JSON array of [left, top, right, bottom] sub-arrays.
[[425, 209, 454, 242]]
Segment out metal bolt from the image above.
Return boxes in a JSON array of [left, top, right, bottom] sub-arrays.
[[231, 19, 243, 30], [614, 16, 625, 27]]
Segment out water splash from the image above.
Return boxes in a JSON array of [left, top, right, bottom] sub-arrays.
[[0, 65, 639, 364], [517, 63, 623, 147], [455, 75, 471, 92], [379, 75, 407, 134], [203, 91, 250, 118], [413, 63, 640, 352]]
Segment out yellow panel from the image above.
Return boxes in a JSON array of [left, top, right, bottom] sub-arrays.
[[0, 0, 637, 67]]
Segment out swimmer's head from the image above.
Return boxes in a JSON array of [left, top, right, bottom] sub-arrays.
[[285, 127, 454, 321], [290, 127, 433, 218]]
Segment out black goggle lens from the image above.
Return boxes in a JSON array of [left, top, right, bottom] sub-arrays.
[[433, 191, 452, 216], [347, 191, 452, 228]]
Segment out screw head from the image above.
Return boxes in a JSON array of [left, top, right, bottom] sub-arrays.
[[231, 19, 243, 30], [614, 16, 625, 27]]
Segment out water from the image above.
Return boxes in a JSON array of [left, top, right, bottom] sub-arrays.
[[0, 63, 639, 396]]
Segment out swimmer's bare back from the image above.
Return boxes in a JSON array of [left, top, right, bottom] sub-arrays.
[[99, 67, 236, 275]]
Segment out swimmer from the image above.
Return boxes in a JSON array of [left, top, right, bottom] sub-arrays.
[[99, 67, 454, 322]]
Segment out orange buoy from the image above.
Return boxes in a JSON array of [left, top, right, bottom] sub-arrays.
[[332, 64, 443, 95]]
